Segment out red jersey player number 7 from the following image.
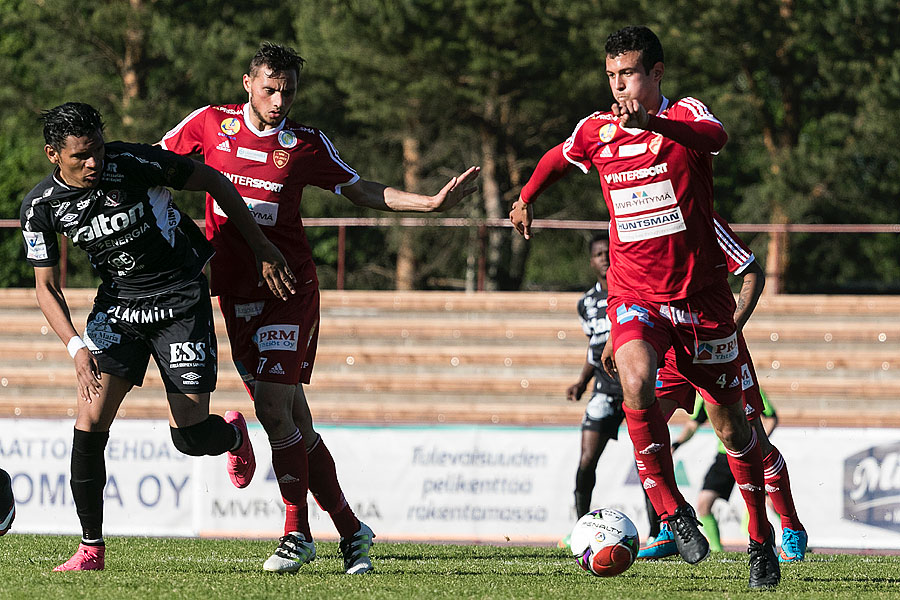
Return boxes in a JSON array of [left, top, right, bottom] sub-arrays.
[[159, 42, 479, 576]]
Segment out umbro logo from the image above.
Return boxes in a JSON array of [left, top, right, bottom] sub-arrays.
[[277, 474, 299, 483], [216, 140, 232, 152], [182, 372, 201, 381], [269, 362, 285, 375]]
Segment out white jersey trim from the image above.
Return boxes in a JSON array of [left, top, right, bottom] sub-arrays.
[[714, 216, 754, 274], [317, 131, 359, 194], [242, 103, 284, 137], [160, 105, 211, 149], [562, 113, 598, 174]]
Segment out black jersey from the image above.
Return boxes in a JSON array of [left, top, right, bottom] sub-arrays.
[[21, 142, 213, 298], [576, 283, 622, 395]]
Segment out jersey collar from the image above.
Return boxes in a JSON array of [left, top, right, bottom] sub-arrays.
[[242, 103, 285, 137]]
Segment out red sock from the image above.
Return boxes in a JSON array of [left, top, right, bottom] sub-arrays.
[[725, 428, 769, 543], [763, 446, 803, 531], [271, 429, 311, 538], [623, 403, 685, 517], [307, 436, 360, 538]]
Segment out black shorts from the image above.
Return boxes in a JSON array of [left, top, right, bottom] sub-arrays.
[[83, 275, 217, 394], [581, 391, 625, 439], [701, 452, 736, 499]]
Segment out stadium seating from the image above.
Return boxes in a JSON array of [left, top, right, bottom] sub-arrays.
[[0, 289, 897, 426]]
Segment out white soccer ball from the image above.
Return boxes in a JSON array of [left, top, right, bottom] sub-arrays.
[[570, 508, 639, 577]]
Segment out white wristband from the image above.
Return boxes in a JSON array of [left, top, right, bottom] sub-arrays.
[[67, 335, 88, 358]]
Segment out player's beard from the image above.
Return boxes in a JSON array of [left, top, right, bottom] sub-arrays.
[[249, 98, 283, 128]]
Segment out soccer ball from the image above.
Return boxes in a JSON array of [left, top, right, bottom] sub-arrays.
[[569, 508, 639, 577]]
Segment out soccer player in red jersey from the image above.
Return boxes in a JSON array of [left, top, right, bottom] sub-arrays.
[[160, 42, 479, 574], [509, 27, 779, 588], [637, 213, 807, 562]]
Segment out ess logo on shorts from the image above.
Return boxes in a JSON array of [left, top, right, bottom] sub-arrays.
[[255, 325, 299, 352], [694, 333, 739, 364], [170, 342, 207, 367]]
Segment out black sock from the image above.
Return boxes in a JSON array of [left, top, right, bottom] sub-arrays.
[[645, 490, 661, 538], [574, 466, 596, 519], [70, 429, 110, 541]]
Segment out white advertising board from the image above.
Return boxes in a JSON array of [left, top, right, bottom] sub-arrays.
[[1, 419, 898, 550]]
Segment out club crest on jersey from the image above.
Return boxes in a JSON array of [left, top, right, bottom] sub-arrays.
[[220, 118, 241, 136], [649, 134, 663, 155], [273, 149, 290, 168], [598, 123, 616, 143], [105, 190, 122, 207], [278, 130, 298, 149]]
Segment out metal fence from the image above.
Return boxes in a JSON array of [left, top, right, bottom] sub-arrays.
[[3, 218, 899, 291]]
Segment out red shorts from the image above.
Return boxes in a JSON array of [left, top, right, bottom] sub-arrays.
[[608, 279, 742, 408], [656, 333, 764, 420], [219, 283, 320, 389]]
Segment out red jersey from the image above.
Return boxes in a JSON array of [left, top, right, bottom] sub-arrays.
[[713, 211, 754, 275], [563, 96, 727, 301], [160, 103, 359, 298]]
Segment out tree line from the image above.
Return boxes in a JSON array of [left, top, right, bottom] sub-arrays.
[[1, 0, 898, 293]]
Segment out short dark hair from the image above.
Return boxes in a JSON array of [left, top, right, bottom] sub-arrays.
[[590, 231, 609, 246], [249, 42, 305, 78], [605, 26, 664, 74], [40, 102, 104, 151]]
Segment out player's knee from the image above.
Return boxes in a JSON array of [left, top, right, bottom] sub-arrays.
[[170, 416, 226, 456], [620, 376, 655, 409]]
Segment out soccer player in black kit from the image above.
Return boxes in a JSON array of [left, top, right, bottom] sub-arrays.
[[20, 102, 295, 571], [561, 233, 630, 540]]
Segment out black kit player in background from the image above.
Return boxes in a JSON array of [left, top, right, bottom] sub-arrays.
[[0, 468, 13, 536], [19, 102, 296, 571], [562, 232, 659, 546]]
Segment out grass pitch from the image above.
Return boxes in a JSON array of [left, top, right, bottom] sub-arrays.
[[2, 535, 899, 599]]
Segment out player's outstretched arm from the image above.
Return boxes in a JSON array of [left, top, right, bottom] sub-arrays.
[[510, 143, 573, 240], [342, 166, 480, 213], [33, 265, 102, 402], [184, 161, 296, 300]]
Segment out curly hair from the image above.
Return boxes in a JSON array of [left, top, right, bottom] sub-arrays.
[[249, 42, 305, 78], [40, 102, 104, 151], [590, 231, 610, 247], [605, 26, 664, 74]]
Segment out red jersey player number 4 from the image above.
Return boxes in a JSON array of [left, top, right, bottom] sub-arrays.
[[560, 97, 728, 302]]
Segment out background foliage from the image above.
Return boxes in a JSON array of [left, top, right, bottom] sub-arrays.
[[1, 0, 898, 292]]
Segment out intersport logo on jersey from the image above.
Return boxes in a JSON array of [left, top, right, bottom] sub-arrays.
[[843, 442, 900, 532]]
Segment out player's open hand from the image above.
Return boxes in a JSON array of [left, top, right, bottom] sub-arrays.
[[611, 99, 650, 129], [430, 166, 481, 212], [255, 241, 296, 300], [509, 198, 533, 240], [74, 349, 102, 403]]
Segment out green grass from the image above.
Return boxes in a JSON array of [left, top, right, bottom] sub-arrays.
[[2, 535, 899, 599]]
